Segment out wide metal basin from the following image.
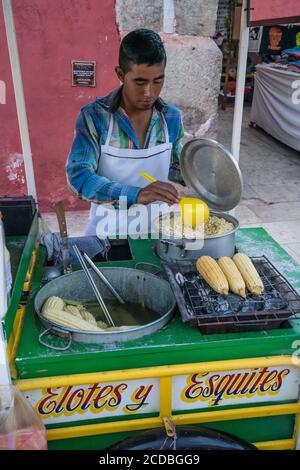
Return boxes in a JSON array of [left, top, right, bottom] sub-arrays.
[[34, 267, 176, 345]]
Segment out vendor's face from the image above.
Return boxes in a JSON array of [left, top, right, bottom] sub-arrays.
[[116, 62, 165, 111]]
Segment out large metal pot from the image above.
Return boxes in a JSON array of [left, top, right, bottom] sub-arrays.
[[155, 211, 239, 262], [34, 267, 176, 346]]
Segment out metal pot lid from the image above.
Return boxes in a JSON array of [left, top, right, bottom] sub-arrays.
[[180, 138, 243, 211]]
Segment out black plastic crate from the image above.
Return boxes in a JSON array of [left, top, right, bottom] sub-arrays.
[[0, 196, 37, 236]]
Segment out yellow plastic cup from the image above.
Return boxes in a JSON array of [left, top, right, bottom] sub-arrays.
[[179, 197, 209, 229], [139, 171, 209, 228]]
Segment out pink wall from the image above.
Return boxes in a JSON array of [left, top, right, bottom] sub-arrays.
[[0, 0, 120, 211]]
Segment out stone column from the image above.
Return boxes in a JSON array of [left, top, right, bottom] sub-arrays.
[[116, 0, 222, 138]]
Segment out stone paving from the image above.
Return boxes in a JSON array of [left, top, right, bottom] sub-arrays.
[[218, 104, 300, 264], [42, 103, 300, 264]]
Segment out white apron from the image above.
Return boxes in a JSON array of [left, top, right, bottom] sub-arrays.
[[85, 112, 172, 238]]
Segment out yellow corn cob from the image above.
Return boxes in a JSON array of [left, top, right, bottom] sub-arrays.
[[43, 308, 101, 331], [233, 253, 264, 295], [42, 296, 65, 314], [217, 256, 246, 298], [196, 256, 229, 295]]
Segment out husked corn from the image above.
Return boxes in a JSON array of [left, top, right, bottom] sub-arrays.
[[233, 253, 264, 295], [196, 256, 229, 295], [43, 308, 101, 331], [217, 256, 246, 298], [79, 308, 97, 326], [42, 296, 65, 313], [64, 305, 82, 318]]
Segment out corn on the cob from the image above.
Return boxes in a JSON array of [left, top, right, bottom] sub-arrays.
[[217, 256, 246, 298], [62, 298, 83, 307], [79, 308, 97, 326], [196, 256, 229, 295], [64, 305, 82, 318], [42, 296, 65, 314], [43, 308, 101, 331], [233, 253, 264, 295], [97, 320, 108, 329]]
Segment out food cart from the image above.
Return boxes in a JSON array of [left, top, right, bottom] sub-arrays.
[[1, 0, 300, 451], [1, 207, 300, 450]]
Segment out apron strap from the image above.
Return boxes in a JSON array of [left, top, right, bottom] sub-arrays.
[[160, 112, 170, 144], [105, 114, 114, 146]]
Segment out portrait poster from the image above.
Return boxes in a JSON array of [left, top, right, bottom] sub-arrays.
[[259, 25, 292, 55]]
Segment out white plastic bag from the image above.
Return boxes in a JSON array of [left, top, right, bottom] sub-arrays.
[[0, 385, 47, 450]]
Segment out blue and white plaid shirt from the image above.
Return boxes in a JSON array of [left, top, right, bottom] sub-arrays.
[[66, 87, 184, 206]]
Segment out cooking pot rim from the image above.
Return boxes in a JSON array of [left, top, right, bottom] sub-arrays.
[[154, 210, 239, 242]]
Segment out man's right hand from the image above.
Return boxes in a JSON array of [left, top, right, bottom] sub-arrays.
[[137, 181, 179, 205]]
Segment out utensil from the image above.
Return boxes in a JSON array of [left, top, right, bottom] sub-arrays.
[[81, 250, 125, 304], [42, 266, 61, 283], [139, 171, 209, 228], [54, 201, 72, 274], [73, 244, 115, 327], [180, 138, 243, 211]]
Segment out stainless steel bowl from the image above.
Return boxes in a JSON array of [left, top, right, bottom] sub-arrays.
[[34, 267, 176, 345], [155, 211, 239, 262]]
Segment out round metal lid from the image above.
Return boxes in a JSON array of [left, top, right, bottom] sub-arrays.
[[180, 138, 243, 211]]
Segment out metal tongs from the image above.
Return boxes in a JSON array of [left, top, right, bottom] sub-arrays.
[[73, 244, 115, 327], [81, 251, 125, 305]]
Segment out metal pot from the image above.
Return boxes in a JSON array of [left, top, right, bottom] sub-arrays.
[[34, 267, 176, 347], [155, 211, 239, 262]]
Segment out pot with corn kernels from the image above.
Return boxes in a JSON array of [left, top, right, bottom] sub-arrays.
[[154, 210, 239, 262]]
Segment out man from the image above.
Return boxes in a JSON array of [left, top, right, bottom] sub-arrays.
[[66, 29, 185, 237], [267, 26, 283, 52]]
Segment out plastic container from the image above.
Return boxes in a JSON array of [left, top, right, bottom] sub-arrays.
[[0, 385, 47, 450]]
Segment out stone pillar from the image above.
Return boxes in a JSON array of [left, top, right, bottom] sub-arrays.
[[116, 0, 222, 138]]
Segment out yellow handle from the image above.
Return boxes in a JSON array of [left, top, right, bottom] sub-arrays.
[[139, 171, 157, 183]]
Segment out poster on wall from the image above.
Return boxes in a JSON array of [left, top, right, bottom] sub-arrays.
[[259, 25, 300, 55], [248, 27, 262, 52]]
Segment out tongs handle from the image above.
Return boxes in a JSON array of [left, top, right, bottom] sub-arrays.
[[82, 251, 125, 305], [73, 244, 115, 327]]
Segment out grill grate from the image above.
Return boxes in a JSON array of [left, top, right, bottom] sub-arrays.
[[163, 256, 300, 334]]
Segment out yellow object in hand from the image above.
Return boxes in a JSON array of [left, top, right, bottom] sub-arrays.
[[179, 197, 209, 229], [139, 171, 209, 229], [139, 171, 157, 184]]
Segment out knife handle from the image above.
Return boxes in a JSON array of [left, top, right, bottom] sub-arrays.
[[54, 201, 68, 239]]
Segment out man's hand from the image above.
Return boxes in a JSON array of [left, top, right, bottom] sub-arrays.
[[168, 181, 198, 198], [137, 181, 179, 205]]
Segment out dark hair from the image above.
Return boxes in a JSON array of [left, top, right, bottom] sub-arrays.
[[269, 25, 283, 32], [119, 29, 166, 73]]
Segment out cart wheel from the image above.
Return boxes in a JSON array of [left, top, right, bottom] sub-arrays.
[[108, 425, 256, 450]]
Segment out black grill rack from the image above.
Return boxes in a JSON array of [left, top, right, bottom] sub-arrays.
[[163, 256, 300, 334]]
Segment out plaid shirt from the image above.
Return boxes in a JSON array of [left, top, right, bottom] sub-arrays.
[[66, 86, 184, 206]]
